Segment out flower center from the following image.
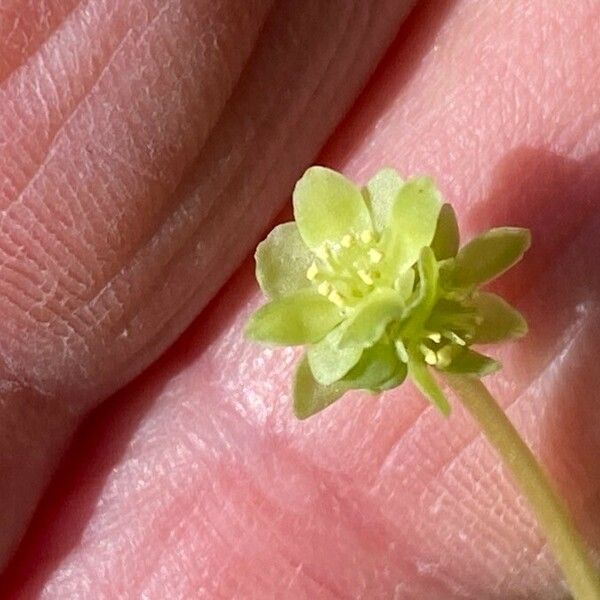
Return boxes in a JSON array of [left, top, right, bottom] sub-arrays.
[[418, 333, 465, 366], [305, 229, 385, 310]]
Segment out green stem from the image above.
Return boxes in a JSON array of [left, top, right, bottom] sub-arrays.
[[443, 373, 600, 600]]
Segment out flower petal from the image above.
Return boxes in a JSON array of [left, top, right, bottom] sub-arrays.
[[362, 167, 403, 232], [471, 292, 528, 343], [381, 177, 442, 275], [245, 290, 342, 345], [295, 340, 407, 419], [447, 227, 531, 288], [441, 346, 501, 377], [407, 350, 450, 415], [293, 166, 372, 249], [400, 246, 439, 338], [343, 341, 406, 392], [431, 203, 460, 260], [293, 355, 346, 419], [255, 222, 313, 298], [338, 288, 405, 349], [395, 268, 416, 301], [307, 324, 363, 385]]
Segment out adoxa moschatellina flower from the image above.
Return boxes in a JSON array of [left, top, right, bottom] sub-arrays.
[[245, 166, 530, 419], [245, 167, 600, 599]]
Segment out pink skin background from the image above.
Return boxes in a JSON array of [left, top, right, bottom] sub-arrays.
[[0, 0, 599, 597]]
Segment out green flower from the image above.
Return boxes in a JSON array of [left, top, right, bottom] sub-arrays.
[[245, 166, 530, 419]]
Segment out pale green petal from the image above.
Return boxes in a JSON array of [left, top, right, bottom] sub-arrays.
[[441, 346, 500, 377], [307, 325, 363, 385], [471, 292, 528, 343], [255, 222, 313, 298], [381, 177, 443, 275], [448, 227, 531, 288], [431, 203, 460, 260], [395, 269, 416, 301], [293, 166, 372, 249], [245, 290, 342, 345], [338, 288, 405, 349], [343, 341, 405, 392], [408, 351, 450, 415], [362, 167, 403, 232], [294, 355, 346, 419], [294, 341, 407, 419], [400, 246, 439, 337]]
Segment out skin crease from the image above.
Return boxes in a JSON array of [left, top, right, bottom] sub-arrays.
[[0, 0, 416, 571], [1, 0, 600, 598]]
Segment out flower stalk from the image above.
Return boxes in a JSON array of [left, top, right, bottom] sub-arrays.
[[444, 373, 600, 600]]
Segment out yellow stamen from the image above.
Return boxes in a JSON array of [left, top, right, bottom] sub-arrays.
[[421, 345, 438, 365], [427, 332, 442, 343], [341, 234, 353, 248], [357, 269, 374, 285], [315, 245, 329, 260], [317, 281, 331, 296], [447, 332, 466, 346], [437, 346, 453, 369], [360, 229, 373, 244], [328, 290, 345, 307], [368, 248, 383, 264], [306, 262, 319, 281]]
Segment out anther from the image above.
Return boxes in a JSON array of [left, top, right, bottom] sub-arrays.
[[368, 248, 383, 264], [306, 262, 319, 281], [446, 331, 466, 346], [421, 345, 438, 365], [328, 290, 345, 307], [317, 281, 331, 296], [357, 269, 374, 285], [427, 332, 442, 343], [341, 234, 353, 248], [360, 229, 374, 244], [436, 346, 453, 369], [315, 245, 329, 260]]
